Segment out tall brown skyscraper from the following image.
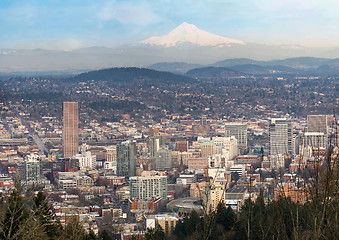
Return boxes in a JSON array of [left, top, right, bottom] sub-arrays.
[[63, 102, 79, 158]]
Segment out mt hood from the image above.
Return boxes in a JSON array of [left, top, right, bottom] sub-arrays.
[[142, 22, 245, 47]]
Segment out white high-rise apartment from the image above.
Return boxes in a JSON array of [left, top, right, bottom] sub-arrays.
[[130, 176, 167, 201], [269, 118, 292, 156]]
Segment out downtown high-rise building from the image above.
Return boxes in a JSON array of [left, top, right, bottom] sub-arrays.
[[74, 145, 96, 170], [300, 132, 328, 158], [130, 176, 167, 201], [269, 118, 292, 156], [105, 145, 117, 162], [17, 153, 41, 182], [63, 102, 79, 158], [269, 118, 292, 170], [302, 115, 330, 157], [117, 141, 136, 177], [307, 115, 328, 133], [104, 145, 117, 172], [149, 135, 166, 157], [156, 147, 172, 170], [224, 123, 247, 154], [176, 140, 188, 152], [201, 141, 216, 157]]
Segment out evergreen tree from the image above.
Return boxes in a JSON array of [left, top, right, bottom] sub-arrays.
[[223, 206, 236, 231], [231, 172, 240, 182], [173, 219, 187, 240], [213, 204, 236, 239], [17, 214, 48, 240], [251, 190, 270, 240], [186, 210, 200, 235], [0, 188, 29, 239], [216, 203, 226, 225], [33, 191, 61, 239], [234, 198, 252, 240], [144, 224, 165, 240], [98, 229, 112, 240], [83, 229, 97, 240], [174, 210, 204, 239], [63, 216, 87, 240]]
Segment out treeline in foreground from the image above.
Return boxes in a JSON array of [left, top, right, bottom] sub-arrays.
[[0, 184, 337, 240], [170, 154, 338, 240], [172, 193, 338, 240], [0, 185, 101, 240]]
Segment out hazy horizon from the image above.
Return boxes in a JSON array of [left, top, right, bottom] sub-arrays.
[[1, 0, 339, 72]]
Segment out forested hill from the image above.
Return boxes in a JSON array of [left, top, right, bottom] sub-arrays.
[[69, 67, 193, 85], [186, 67, 243, 79]]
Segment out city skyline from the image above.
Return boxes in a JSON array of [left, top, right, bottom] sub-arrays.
[[1, 0, 339, 50], [0, 65, 338, 238]]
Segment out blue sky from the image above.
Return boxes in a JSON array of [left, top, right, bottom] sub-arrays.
[[1, 0, 338, 49]]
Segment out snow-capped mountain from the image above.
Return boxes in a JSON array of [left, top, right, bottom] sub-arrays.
[[2, 22, 338, 72], [142, 22, 245, 47]]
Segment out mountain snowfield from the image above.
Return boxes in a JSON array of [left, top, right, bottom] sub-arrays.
[[142, 22, 245, 47]]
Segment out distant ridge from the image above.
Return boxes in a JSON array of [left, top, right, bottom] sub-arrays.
[[148, 62, 203, 74], [213, 57, 339, 69], [149, 57, 339, 75], [186, 67, 243, 79], [227, 64, 297, 74], [213, 58, 265, 67]]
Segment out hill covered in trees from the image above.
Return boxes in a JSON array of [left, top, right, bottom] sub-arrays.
[[69, 67, 194, 86], [186, 67, 243, 79], [149, 62, 203, 74]]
